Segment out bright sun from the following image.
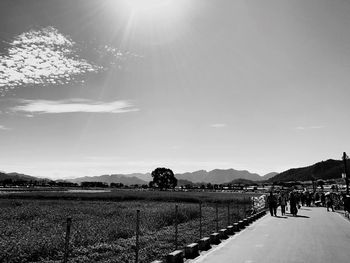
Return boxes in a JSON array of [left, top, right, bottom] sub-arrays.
[[114, 0, 193, 43], [122, 0, 186, 18], [126, 0, 173, 12]]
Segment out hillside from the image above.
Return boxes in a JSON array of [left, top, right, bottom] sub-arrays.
[[68, 174, 148, 185], [269, 159, 349, 182], [262, 172, 278, 181], [0, 172, 39, 181], [175, 169, 265, 184], [229, 178, 257, 185]]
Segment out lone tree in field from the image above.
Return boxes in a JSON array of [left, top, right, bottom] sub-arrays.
[[150, 167, 177, 190]]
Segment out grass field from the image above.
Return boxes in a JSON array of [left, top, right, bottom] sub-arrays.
[[0, 188, 259, 202], [0, 190, 258, 263]]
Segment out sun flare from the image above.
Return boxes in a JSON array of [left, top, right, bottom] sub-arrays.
[[126, 0, 172, 11], [126, 0, 172, 12], [122, 0, 187, 18], [106, 0, 195, 45]]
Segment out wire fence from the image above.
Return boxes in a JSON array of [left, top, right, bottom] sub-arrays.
[[137, 201, 248, 262], [0, 196, 266, 263]]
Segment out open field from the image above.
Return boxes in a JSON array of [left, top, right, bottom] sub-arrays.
[[0, 188, 260, 202], [0, 190, 257, 263]]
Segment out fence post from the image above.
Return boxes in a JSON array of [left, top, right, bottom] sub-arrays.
[[243, 197, 246, 218], [227, 202, 230, 226], [135, 210, 140, 263], [199, 202, 202, 239], [250, 196, 253, 213], [215, 203, 218, 232], [63, 217, 72, 263], [175, 205, 178, 250], [230, 202, 234, 223]]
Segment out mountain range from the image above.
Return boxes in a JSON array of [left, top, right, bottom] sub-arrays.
[[0, 169, 276, 185], [268, 159, 349, 182], [68, 174, 148, 185], [1, 159, 348, 185], [175, 169, 277, 184], [65, 169, 277, 185]]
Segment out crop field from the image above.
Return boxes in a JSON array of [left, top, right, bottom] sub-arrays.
[[0, 188, 259, 202], [0, 190, 258, 263]]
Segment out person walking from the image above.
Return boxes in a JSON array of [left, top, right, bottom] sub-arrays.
[[343, 194, 350, 215], [267, 191, 277, 216], [279, 192, 288, 216], [326, 192, 334, 212], [289, 190, 298, 216], [320, 192, 326, 207]]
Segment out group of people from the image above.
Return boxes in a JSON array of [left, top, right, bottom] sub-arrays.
[[266, 189, 350, 216], [267, 190, 298, 217]]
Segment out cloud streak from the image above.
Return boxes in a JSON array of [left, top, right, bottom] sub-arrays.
[[295, 126, 325, 130], [210, 123, 227, 128], [11, 99, 139, 114], [0, 125, 10, 130]]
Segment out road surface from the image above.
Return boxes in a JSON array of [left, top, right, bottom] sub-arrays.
[[192, 207, 350, 263]]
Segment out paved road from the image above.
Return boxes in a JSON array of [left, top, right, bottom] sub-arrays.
[[192, 207, 350, 263]]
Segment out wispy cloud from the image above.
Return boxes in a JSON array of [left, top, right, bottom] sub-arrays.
[[0, 125, 10, 130], [210, 123, 227, 128], [295, 125, 325, 130], [11, 99, 139, 114]]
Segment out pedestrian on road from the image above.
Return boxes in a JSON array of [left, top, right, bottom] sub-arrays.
[[314, 192, 320, 206], [301, 192, 306, 206], [304, 192, 309, 206], [333, 193, 341, 210], [326, 192, 334, 212], [267, 191, 277, 216], [343, 194, 350, 215], [279, 191, 288, 216], [321, 192, 326, 207], [289, 190, 298, 216]]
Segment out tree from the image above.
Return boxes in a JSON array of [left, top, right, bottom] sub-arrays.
[[150, 167, 177, 190]]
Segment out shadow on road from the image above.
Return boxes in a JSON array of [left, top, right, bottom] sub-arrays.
[[274, 216, 288, 219], [286, 214, 310, 218]]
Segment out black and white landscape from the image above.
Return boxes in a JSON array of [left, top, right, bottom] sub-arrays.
[[1, 1, 350, 263]]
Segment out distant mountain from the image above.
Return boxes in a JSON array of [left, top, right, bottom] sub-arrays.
[[0, 168, 278, 186], [127, 173, 152, 182], [68, 169, 276, 185], [177, 179, 195, 186], [262, 172, 279, 181], [68, 174, 148, 185], [0, 171, 39, 181], [229, 178, 257, 185], [175, 169, 265, 184], [268, 159, 349, 182]]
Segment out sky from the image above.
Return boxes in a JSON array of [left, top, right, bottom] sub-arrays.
[[0, 0, 350, 179]]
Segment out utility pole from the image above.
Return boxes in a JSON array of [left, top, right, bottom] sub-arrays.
[[343, 152, 349, 195]]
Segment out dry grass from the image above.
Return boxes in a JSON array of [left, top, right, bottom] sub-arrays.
[[0, 190, 254, 262]]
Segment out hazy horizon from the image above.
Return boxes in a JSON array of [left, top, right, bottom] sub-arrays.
[[1, 0, 349, 179]]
